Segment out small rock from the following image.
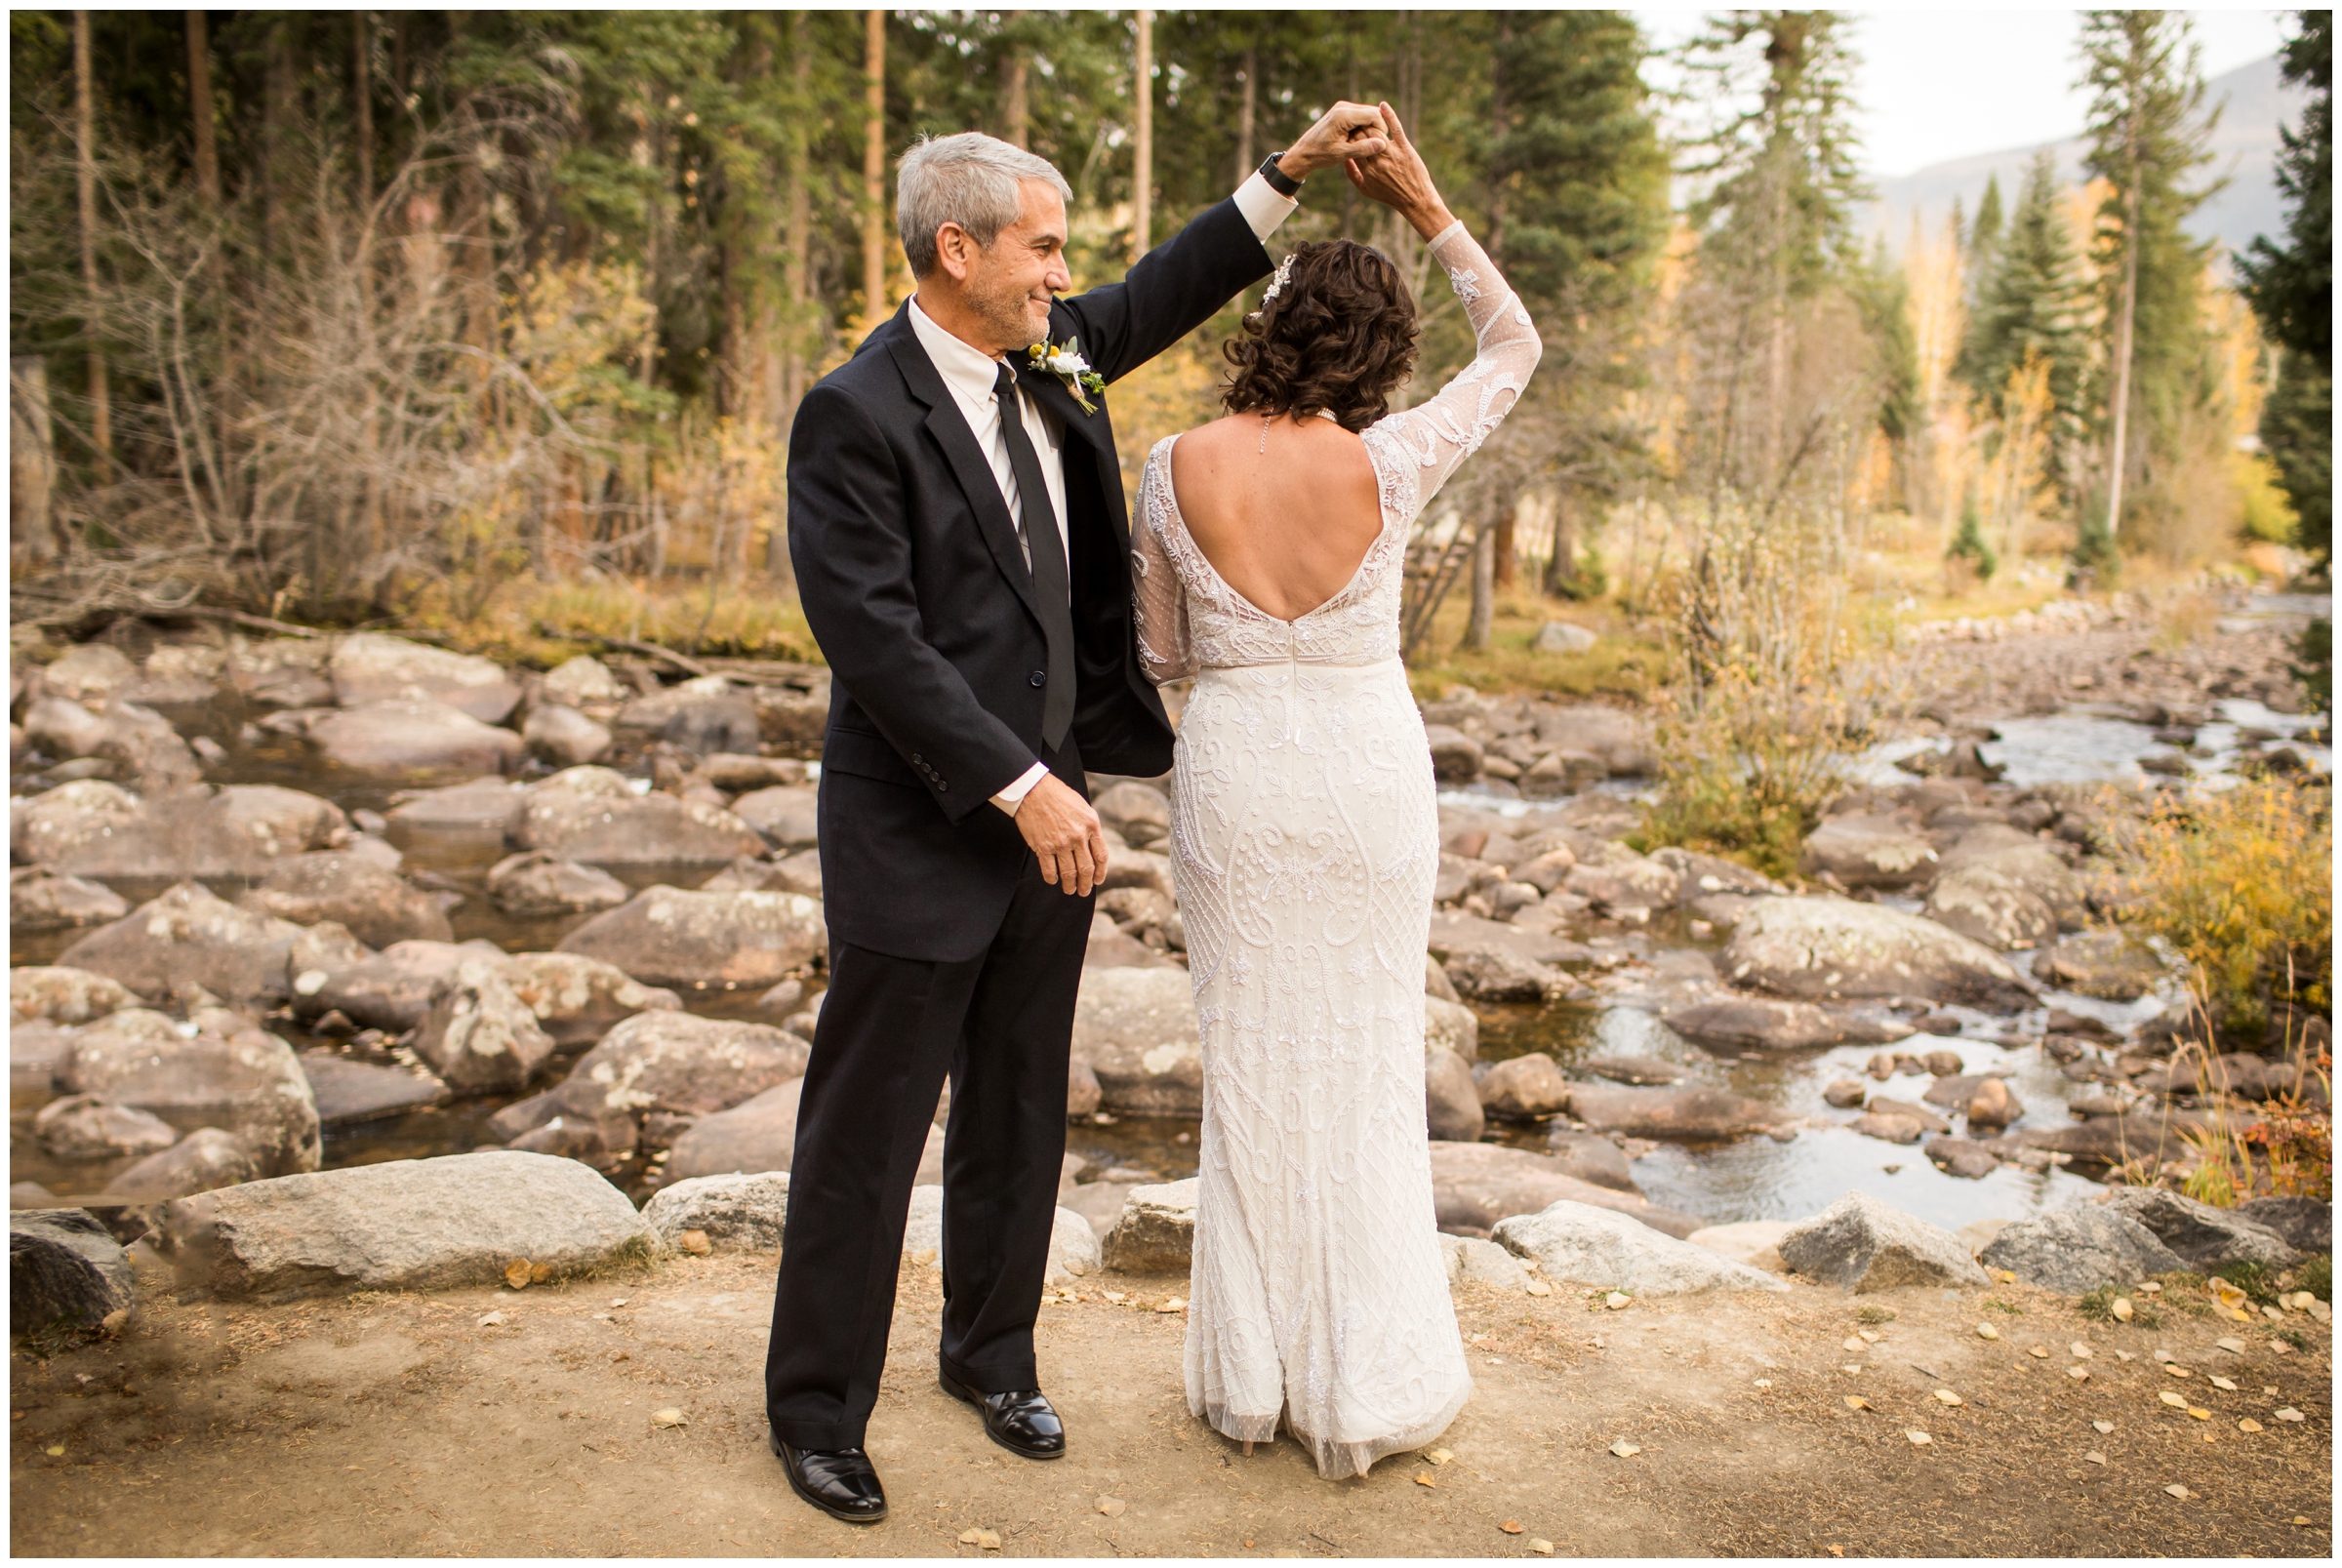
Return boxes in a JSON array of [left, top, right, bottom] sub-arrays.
[[1823, 1079, 1867, 1108], [1478, 1053, 1572, 1119], [1426, 1049, 1485, 1143], [521, 704, 612, 767], [1965, 1076, 2022, 1130], [99, 1128, 261, 1205], [557, 887, 826, 993], [1662, 997, 1912, 1053], [1101, 1179, 1199, 1273], [2102, 1188, 2298, 1270], [641, 1171, 790, 1255], [412, 960, 557, 1095], [485, 852, 630, 917], [33, 1095, 182, 1162]]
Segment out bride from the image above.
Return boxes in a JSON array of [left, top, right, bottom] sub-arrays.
[[1130, 103, 1540, 1479]]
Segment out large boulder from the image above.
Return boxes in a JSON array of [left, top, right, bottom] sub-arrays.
[[56, 882, 303, 1005], [1427, 1142, 1700, 1240], [411, 959, 557, 1094], [500, 951, 681, 1047], [99, 1128, 261, 1205], [9, 866, 130, 935], [34, 643, 140, 705], [11, 1209, 137, 1332], [548, 1012, 809, 1122], [329, 632, 521, 724], [89, 701, 202, 794], [2031, 934, 2163, 1001], [20, 786, 272, 886], [237, 852, 453, 948], [1563, 1083, 1790, 1141], [1978, 1205, 2188, 1294], [1423, 725, 1483, 783], [1719, 897, 2039, 1012], [1776, 1191, 1988, 1291], [1426, 912, 1588, 1003], [1425, 995, 1478, 1063], [1923, 865, 2058, 951], [663, 1079, 804, 1181], [1492, 1200, 1786, 1293], [2101, 1187, 2299, 1270], [299, 940, 486, 1032], [613, 677, 761, 757], [58, 1008, 321, 1176], [1529, 705, 1654, 776], [33, 1094, 182, 1161], [484, 852, 630, 917], [513, 767, 765, 866], [521, 704, 612, 767], [541, 655, 628, 713], [557, 886, 825, 993], [1935, 824, 2083, 927], [1101, 1179, 1198, 1273], [1546, 1129, 1639, 1192], [1478, 1052, 1572, 1119], [1091, 782, 1171, 849], [1799, 815, 1939, 890], [1648, 847, 1785, 903], [729, 785, 821, 851], [157, 1150, 656, 1301], [1426, 1050, 1484, 1142], [381, 777, 525, 840], [210, 785, 349, 860], [22, 695, 108, 758], [1562, 848, 1682, 921], [10, 965, 136, 1025], [305, 700, 524, 783], [1071, 966, 1201, 1116], [2234, 1196, 2330, 1256], [1987, 1112, 2212, 1170], [297, 1053, 449, 1125], [1662, 997, 1912, 1053], [642, 1171, 790, 1255]]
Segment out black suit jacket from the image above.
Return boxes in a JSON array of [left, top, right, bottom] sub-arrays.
[[789, 196, 1272, 962]]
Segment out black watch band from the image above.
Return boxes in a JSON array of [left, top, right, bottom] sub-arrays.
[[1258, 152, 1304, 198]]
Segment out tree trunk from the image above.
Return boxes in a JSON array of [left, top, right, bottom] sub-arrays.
[[1465, 523, 1494, 650], [1493, 507, 1516, 588], [187, 12, 220, 205], [1002, 12, 1029, 149], [72, 11, 110, 459], [1234, 46, 1255, 190], [861, 9, 887, 334], [2103, 128, 2141, 541], [1132, 11, 1153, 261], [352, 12, 373, 208], [11, 359, 60, 568], [1546, 490, 1579, 594]]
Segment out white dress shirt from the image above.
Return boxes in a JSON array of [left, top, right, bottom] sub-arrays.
[[908, 170, 1299, 816]]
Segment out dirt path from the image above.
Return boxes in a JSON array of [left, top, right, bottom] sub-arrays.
[[9, 1251, 2330, 1558]]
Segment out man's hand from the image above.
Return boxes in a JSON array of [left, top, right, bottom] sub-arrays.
[[1275, 101, 1391, 181], [1015, 773, 1110, 897]]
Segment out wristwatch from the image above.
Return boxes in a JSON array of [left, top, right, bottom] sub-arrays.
[[1258, 152, 1304, 197]]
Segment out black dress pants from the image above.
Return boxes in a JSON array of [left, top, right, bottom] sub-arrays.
[[762, 849, 1091, 1451]]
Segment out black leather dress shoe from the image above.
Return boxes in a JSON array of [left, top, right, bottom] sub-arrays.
[[939, 1369, 1067, 1460], [769, 1430, 888, 1523]]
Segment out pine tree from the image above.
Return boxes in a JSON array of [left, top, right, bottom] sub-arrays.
[[1966, 172, 2004, 295], [1959, 151, 2088, 434], [2239, 10, 2331, 574], [2076, 10, 2220, 548]]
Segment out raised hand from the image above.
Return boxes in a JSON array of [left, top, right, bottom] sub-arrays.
[[1275, 101, 1390, 181], [1344, 102, 1456, 240]]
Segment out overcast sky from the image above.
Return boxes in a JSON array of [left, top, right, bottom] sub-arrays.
[[1633, 8, 2292, 178]]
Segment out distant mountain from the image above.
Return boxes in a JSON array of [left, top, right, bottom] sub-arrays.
[[1865, 53, 2308, 261]]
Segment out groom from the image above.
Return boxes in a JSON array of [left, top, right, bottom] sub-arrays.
[[769, 108, 1389, 1523]]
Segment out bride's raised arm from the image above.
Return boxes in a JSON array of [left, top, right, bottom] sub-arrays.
[[1366, 223, 1541, 519], [1345, 103, 1541, 521]]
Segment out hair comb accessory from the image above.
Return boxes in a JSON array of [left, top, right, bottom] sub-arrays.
[[1250, 251, 1298, 318]]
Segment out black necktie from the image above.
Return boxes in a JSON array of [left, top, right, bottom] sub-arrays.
[[993, 362, 1075, 752]]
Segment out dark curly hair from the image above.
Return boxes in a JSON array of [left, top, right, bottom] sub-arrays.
[[1221, 240, 1417, 433]]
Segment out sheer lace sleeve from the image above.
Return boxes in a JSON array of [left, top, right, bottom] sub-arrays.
[[1362, 221, 1542, 524], [1131, 451, 1196, 684]]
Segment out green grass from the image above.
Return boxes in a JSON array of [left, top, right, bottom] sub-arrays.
[[1982, 1298, 2024, 1315], [2216, 1260, 2283, 1307], [2297, 1254, 2331, 1303], [1403, 583, 1662, 704], [1856, 1305, 1897, 1325], [2076, 1285, 2161, 1328]]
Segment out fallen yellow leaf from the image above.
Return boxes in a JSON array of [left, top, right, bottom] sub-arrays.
[[2029, 1346, 2051, 1359], [2164, 1484, 2192, 1501], [2070, 1342, 2093, 1358], [680, 1228, 711, 1257], [2238, 1419, 2263, 1433], [505, 1259, 534, 1290], [2092, 1421, 2116, 1434], [1608, 1439, 1640, 1459], [2186, 1407, 2210, 1422], [1604, 1292, 1632, 1310], [2068, 1366, 2089, 1381], [2160, 1391, 2190, 1409], [1528, 1539, 1554, 1554], [2112, 1298, 2134, 1321], [1526, 1279, 1553, 1297], [1414, 1471, 1436, 1487], [650, 1408, 685, 1428], [2084, 1451, 2106, 1466], [1933, 1389, 1962, 1407], [1905, 1430, 1931, 1446], [2209, 1377, 2237, 1391], [1498, 1521, 1524, 1535], [1976, 1323, 1999, 1341], [1425, 1447, 1454, 1466], [2275, 1408, 2305, 1423], [1095, 1497, 1126, 1517], [1844, 1395, 1872, 1411]]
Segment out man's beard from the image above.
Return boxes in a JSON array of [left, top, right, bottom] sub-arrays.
[[969, 267, 1046, 352]]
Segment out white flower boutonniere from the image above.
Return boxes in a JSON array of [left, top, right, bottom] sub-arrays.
[[1028, 336, 1106, 414]]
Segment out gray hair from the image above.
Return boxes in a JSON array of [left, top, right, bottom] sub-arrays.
[[896, 133, 1073, 277]]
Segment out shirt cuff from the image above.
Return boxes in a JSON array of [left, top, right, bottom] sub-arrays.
[[1233, 171, 1300, 241], [990, 761, 1051, 816]]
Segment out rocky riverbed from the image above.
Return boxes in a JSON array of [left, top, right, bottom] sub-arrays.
[[8, 592, 2331, 1360]]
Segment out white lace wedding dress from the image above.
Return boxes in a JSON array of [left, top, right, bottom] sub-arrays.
[[1130, 221, 1540, 1479]]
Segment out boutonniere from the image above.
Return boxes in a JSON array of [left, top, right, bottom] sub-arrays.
[[1028, 336, 1106, 414]]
